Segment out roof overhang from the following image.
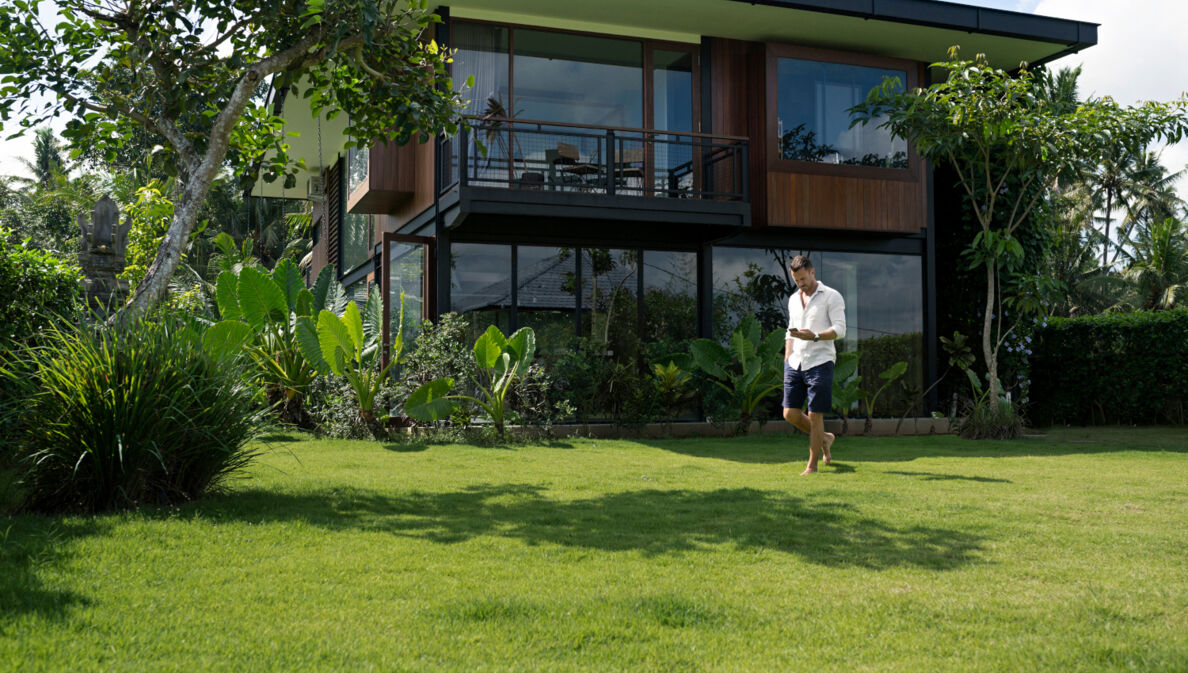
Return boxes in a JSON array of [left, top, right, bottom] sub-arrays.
[[449, 0, 1096, 70]]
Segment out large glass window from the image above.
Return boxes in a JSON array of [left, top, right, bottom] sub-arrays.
[[388, 242, 424, 345], [513, 30, 643, 128], [642, 250, 697, 344], [713, 247, 923, 416], [776, 58, 907, 168], [341, 211, 372, 272], [580, 249, 638, 357], [347, 144, 368, 195], [450, 243, 512, 344], [517, 246, 577, 359]]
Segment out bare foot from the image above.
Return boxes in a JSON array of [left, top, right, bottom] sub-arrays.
[[822, 432, 835, 465], [800, 464, 818, 475]]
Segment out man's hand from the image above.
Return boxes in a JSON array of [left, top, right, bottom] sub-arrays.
[[787, 328, 816, 340]]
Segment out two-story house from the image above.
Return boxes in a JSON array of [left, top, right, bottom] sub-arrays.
[[257, 0, 1097, 410]]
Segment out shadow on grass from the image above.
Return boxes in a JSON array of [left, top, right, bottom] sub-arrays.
[[885, 470, 1011, 483], [0, 517, 99, 623], [642, 426, 1188, 464], [205, 484, 986, 571]]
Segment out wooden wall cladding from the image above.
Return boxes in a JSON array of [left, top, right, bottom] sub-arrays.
[[767, 172, 925, 233], [388, 135, 436, 226], [347, 139, 418, 214], [708, 37, 927, 233]]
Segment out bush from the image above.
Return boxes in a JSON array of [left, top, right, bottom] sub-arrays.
[[956, 399, 1024, 440], [554, 337, 658, 428], [1029, 310, 1188, 425], [0, 227, 82, 347], [0, 313, 263, 512], [393, 313, 480, 421], [307, 374, 397, 440]]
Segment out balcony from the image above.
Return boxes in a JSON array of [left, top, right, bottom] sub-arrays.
[[437, 117, 750, 230]]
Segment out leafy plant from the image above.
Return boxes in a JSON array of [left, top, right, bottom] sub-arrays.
[[652, 358, 696, 431], [297, 286, 403, 439], [205, 261, 345, 426], [688, 315, 784, 434], [830, 351, 862, 435], [0, 226, 81, 347], [861, 360, 908, 434], [0, 312, 262, 512], [404, 326, 536, 440]]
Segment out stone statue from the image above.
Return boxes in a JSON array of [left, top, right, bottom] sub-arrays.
[[78, 196, 131, 314]]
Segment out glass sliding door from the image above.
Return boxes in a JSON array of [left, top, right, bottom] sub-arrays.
[[383, 234, 432, 361], [650, 48, 696, 197], [453, 22, 510, 186]]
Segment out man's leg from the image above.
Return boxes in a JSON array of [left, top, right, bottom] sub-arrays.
[[785, 407, 835, 467], [804, 411, 826, 473], [802, 362, 836, 473]]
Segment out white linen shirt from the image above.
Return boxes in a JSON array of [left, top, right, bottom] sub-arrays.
[[786, 280, 847, 370]]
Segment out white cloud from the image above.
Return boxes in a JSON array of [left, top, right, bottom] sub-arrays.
[[1033, 0, 1188, 202]]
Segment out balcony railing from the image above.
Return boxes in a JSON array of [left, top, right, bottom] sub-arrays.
[[438, 117, 748, 202]]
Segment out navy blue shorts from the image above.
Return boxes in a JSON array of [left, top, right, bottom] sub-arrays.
[[783, 361, 834, 414]]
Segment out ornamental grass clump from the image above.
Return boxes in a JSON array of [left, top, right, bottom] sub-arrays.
[[0, 314, 263, 513]]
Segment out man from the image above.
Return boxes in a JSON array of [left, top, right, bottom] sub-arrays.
[[783, 255, 846, 475]]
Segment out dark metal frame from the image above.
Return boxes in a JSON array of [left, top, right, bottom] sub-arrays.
[[381, 232, 435, 367]]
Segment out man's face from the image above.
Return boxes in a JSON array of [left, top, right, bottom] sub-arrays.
[[792, 267, 816, 294]]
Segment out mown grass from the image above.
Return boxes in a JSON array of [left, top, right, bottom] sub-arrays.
[[2, 427, 1186, 672]]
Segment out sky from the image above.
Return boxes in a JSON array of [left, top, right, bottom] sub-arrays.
[[1, 0, 1185, 201]]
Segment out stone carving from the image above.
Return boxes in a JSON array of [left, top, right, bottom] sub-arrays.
[[78, 196, 131, 314]]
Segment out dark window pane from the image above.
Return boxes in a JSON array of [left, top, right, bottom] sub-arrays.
[[341, 212, 372, 272], [517, 246, 577, 358], [454, 23, 511, 186], [642, 250, 697, 343], [776, 58, 907, 168], [513, 29, 643, 128], [581, 249, 638, 351], [388, 242, 424, 345], [449, 243, 512, 342]]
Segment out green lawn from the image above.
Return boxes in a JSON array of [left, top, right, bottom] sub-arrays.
[[2, 427, 1187, 672]]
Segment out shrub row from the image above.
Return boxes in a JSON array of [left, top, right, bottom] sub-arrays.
[[1029, 309, 1188, 425]]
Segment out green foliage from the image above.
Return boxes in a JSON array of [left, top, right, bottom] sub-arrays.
[[405, 325, 538, 439], [830, 351, 862, 433], [209, 261, 337, 426], [297, 286, 403, 438], [118, 179, 179, 291], [853, 47, 1188, 430], [0, 227, 82, 347], [1030, 310, 1188, 425], [0, 312, 262, 512], [651, 360, 696, 423], [856, 332, 924, 417], [955, 398, 1024, 440], [554, 337, 658, 428], [688, 315, 784, 434], [861, 361, 908, 433], [0, 0, 464, 315]]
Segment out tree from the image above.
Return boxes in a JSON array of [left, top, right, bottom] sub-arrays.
[[853, 48, 1188, 410], [1117, 215, 1188, 311], [0, 0, 467, 318], [22, 127, 67, 189]]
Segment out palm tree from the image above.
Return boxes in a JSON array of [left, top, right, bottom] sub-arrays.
[[21, 127, 66, 189], [1117, 215, 1188, 310], [1111, 151, 1184, 266]]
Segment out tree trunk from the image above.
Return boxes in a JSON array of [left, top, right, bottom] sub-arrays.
[[983, 260, 999, 405], [1103, 189, 1113, 268]]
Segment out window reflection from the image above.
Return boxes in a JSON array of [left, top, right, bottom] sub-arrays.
[[450, 243, 512, 344], [517, 246, 577, 359], [776, 58, 907, 168], [642, 250, 697, 343], [713, 246, 923, 416]]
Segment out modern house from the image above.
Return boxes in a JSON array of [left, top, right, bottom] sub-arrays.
[[257, 0, 1097, 410]]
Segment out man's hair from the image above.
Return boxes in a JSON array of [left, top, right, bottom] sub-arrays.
[[789, 255, 813, 272]]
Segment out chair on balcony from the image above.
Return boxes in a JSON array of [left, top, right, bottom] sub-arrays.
[[614, 147, 645, 194], [553, 141, 600, 190]]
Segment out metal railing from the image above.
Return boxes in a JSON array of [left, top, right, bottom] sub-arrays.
[[438, 117, 748, 202]]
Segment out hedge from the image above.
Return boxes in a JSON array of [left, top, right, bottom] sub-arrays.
[[1029, 310, 1188, 425]]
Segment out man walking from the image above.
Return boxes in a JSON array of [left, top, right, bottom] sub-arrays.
[[783, 255, 846, 475]]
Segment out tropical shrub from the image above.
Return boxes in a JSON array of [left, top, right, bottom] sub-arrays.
[[206, 261, 346, 426], [297, 286, 402, 438], [688, 315, 784, 434], [394, 313, 480, 415], [0, 226, 81, 347], [831, 351, 861, 434], [1029, 310, 1188, 425], [0, 312, 262, 512], [554, 337, 657, 428], [404, 325, 537, 440], [861, 360, 908, 433]]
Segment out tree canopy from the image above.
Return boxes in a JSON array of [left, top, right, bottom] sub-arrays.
[[852, 48, 1188, 412], [0, 0, 467, 316]]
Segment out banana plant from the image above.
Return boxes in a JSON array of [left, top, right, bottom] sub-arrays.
[[202, 261, 345, 426], [296, 286, 403, 438], [404, 325, 536, 440], [688, 315, 785, 434]]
